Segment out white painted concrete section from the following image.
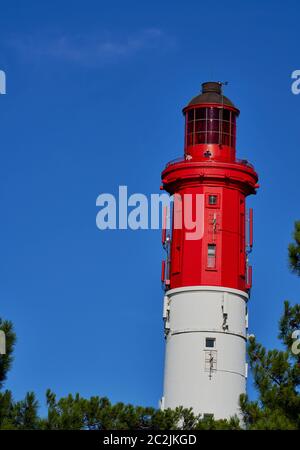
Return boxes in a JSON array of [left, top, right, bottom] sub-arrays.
[[162, 286, 248, 420]]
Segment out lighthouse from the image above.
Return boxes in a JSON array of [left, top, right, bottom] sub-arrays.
[[160, 82, 259, 420]]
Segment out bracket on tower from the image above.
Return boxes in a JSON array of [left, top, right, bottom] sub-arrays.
[[246, 208, 253, 254], [162, 295, 171, 338], [161, 206, 171, 290]]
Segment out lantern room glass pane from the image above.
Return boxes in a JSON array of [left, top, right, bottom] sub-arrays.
[[187, 109, 194, 121], [207, 119, 220, 132], [231, 120, 236, 136], [222, 109, 230, 121], [187, 134, 194, 145], [222, 133, 230, 146], [222, 121, 230, 134], [195, 108, 207, 120], [207, 131, 219, 144], [186, 108, 237, 149], [187, 122, 194, 133], [195, 120, 206, 133], [207, 108, 220, 120], [195, 133, 206, 144]]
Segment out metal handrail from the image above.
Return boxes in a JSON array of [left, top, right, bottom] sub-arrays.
[[165, 155, 254, 169], [165, 156, 186, 167], [235, 158, 254, 169]]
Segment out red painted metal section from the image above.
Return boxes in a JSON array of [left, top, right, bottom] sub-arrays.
[[161, 84, 259, 293], [249, 208, 253, 249], [162, 206, 167, 245]]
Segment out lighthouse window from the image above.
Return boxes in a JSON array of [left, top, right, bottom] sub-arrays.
[[208, 195, 217, 205], [207, 244, 216, 268], [186, 106, 236, 148], [205, 338, 216, 348]]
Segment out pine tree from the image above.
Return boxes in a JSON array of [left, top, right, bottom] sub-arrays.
[[0, 319, 16, 389], [240, 221, 300, 429], [0, 319, 17, 429], [288, 220, 300, 276], [13, 392, 39, 429]]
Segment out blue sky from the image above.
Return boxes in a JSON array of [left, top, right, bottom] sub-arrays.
[[0, 0, 299, 412]]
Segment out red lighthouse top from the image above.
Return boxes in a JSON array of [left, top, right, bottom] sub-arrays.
[[161, 82, 259, 293], [183, 81, 239, 163]]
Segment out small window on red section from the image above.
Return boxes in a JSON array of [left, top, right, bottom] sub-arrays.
[[206, 193, 219, 207], [207, 244, 216, 269], [208, 195, 217, 205]]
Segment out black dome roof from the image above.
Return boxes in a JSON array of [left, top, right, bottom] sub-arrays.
[[186, 82, 238, 110]]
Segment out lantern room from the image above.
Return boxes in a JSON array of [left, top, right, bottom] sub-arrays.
[[183, 82, 239, 163]]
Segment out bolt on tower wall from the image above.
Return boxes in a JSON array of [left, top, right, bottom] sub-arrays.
[[160, 82, 259, 420]]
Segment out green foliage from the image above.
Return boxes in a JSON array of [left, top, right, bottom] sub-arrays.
[[0, 390, 16, 429], [288, 220, 300, 276], [0, 319, 16, 389], [40, 394, 239, 430], [13, 392, 39, 429], [0, 386, 240, 430], [0, 391, 39, 429], [279, 301, 300, 350], [239, 331, 300, 429], [239, 221, 300, 429]]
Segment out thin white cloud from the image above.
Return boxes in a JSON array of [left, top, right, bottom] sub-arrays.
[[7, 29, 174, 66]]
